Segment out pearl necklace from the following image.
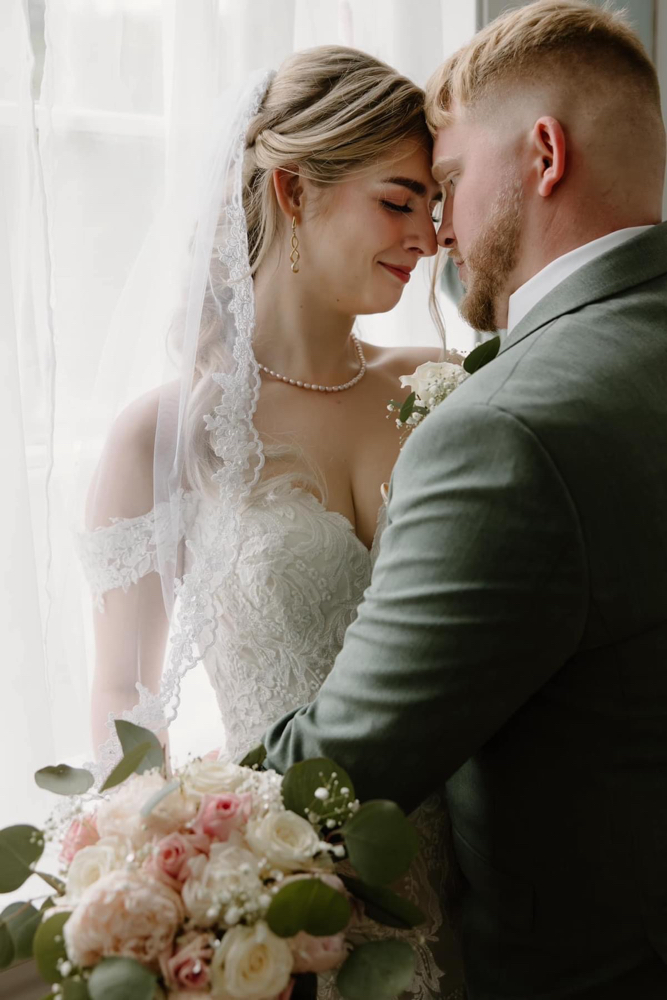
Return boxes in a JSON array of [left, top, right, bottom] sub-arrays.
[[256, 334, 367, 393]]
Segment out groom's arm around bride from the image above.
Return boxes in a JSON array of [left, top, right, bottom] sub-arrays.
[[266, 2, 667, 997]]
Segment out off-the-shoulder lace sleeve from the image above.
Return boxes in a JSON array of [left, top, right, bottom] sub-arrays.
[[76, 489, 198, 612]]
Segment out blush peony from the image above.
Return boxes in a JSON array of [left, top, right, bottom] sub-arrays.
[[63, 869, 184, 969]]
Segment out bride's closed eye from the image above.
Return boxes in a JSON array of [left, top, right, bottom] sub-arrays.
[[381, 200, 443, 224]]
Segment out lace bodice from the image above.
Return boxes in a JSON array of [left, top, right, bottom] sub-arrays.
[[185, 481, 376, 760]]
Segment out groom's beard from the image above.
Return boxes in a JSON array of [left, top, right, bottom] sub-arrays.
[[458, 174, 524, 333]]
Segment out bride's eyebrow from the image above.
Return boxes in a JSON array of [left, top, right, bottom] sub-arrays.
[[381, 176, 443, 200]]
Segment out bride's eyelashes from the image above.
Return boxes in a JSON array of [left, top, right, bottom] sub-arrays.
[[381, 199, 443, 224]]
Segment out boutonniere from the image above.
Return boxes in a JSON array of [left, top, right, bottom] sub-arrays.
[[388, 336, 500, 440]]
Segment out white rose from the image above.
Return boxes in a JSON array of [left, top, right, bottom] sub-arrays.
[[64, 835, 131, 902], [181, 838, 262, 927], [400, 360, 467, 407], [183, 759, 248, 798], [210, 921, 292, 1000], [245, 810, 321, 873], [96, 772, 166, 849]]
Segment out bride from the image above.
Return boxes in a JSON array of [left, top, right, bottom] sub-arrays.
[[78, 45, 464, 999]]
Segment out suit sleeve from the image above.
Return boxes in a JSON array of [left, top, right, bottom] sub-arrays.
[[264, 402, 588, 812]]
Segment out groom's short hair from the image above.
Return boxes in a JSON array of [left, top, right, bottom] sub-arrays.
[[425, 0, 662, 130]]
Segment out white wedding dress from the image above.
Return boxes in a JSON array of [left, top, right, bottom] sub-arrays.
[[77, 477, 465, 1000]]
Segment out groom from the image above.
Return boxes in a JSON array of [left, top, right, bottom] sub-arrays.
[[264, 1, 667, 996]]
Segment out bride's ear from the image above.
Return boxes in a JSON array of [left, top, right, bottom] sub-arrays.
[[272, 167, 304, 222]]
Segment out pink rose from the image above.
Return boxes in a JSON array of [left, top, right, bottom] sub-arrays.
[[64, 869, 184, 969], [145, 832, 208, 891], [288, 931, 348, 974], [159, 930, 216, 992], [59, 814, 99, 865], [203, 747, 222, 761], [191, 793, 252, 843]]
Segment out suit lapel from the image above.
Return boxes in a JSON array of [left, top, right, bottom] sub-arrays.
[[498, 222, 667, 356]]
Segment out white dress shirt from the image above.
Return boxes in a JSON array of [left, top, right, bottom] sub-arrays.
[[506, 226, 655, 334]]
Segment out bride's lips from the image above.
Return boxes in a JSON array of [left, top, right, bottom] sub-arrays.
[[379, 262, 413, 284]]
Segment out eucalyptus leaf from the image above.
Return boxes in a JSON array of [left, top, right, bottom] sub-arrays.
[[114, 721, 164, 775], [463, 335, 500, 374], [0, 825, 45, 892], [339, 876, 425, 929], [282, 758, 355, 823], [35, 765, 94, 796], [0, 918, 14, 969], [33, 910, 71, 984], [100, 741, 162, 793], [267, 877, 351, 938], [336, 940, 415, 1000], [238, 744, 267, 769], [35, 871, 66, 896], [140, 779, 181, 819], [1, 900, 42, 960], [398, 391, 416, 424], [88, 956, 157, 1000], [342, 801, 419, 886], [62, 978, 91, 1000]]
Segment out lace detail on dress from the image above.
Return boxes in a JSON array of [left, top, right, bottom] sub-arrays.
[[76, 490, 198, 613]]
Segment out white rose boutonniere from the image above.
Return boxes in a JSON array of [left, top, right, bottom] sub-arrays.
[[388, 337, 500, 440]]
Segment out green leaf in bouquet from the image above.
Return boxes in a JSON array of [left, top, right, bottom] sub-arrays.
[[339, 876, 425, 929], [62, 978, 91, 1000], [291, 972, 318, 1000], [100, 740, 163, 792], [114, 721, 164, 775], [462, 335, 500, 375], [1, 900, 42, 962], [88, 956, 157, 1000], [35, 764, 94, 796], [238, 744, 267, 769], [267, 877, 351, 938], [282, 758, 355, 824], [33, 910, 71, 983], [336, 940, 415, 1000], [35, 871, 66, 896], [115, 720, 161, 756], [342, 801, 419, 886], [0, 825, 45, 892], [0, 918, 14, 969], [140, 778, 181, 819], [398, 391, 417, 424]]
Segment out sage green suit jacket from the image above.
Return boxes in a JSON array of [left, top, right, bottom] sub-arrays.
[[264, 224, 667, 998]]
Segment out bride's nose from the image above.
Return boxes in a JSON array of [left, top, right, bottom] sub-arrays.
[[404, 216, 438, 258]]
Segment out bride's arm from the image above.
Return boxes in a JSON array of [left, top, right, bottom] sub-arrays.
[[80, 391, 171, 760]]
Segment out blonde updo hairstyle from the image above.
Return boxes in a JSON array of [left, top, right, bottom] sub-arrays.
[[185, 46, 438, 502]]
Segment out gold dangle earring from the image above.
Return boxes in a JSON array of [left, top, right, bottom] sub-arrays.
[[290, 216, 300, 274]]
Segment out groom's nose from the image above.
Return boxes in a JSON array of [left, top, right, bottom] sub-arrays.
[[436, 193, 455, 250]]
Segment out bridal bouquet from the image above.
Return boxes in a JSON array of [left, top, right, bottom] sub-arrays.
[[0, 723, 425, 1000], [388, 336, 501, 439]]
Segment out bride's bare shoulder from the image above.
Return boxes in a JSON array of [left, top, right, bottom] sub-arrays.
[[86, 381, 180, 527]]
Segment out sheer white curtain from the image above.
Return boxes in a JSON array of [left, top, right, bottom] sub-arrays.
[[0, 0, 478, 838]]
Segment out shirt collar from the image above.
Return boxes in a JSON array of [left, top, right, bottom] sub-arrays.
[[506, 226, 655, 334]]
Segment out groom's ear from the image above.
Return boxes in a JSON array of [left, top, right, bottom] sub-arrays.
[[272, 167, 304, 221], [532, 116, 566, 198]]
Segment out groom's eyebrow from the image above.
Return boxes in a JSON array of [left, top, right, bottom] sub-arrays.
[[382, 176, 442, 200]]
